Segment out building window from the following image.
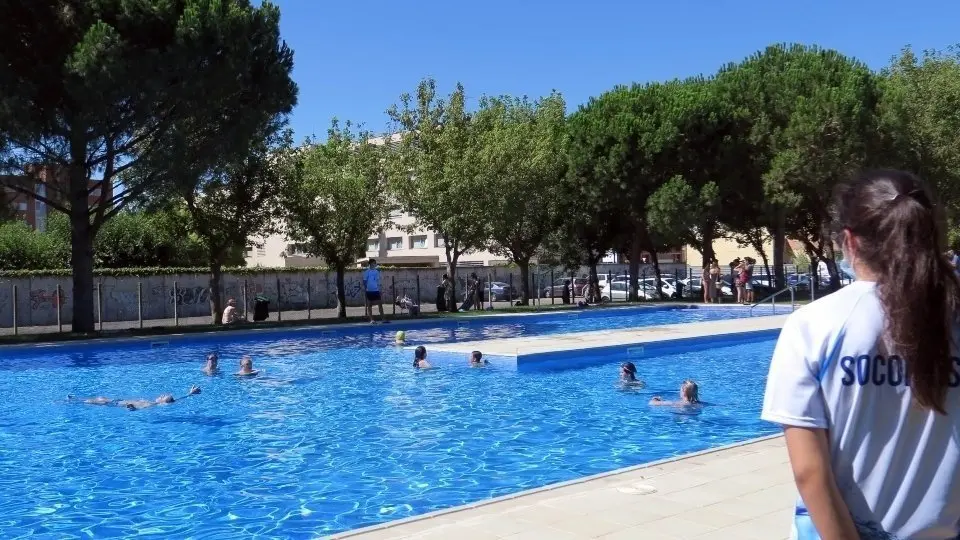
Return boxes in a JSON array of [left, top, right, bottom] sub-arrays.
[[409, 235, 427, 249], [434, 235, 446, 248], [367, 238, 380, 252], [16, 202, 27, 212], [389, 210, 403, 219], [256, 248, 266, 257], [387, 237, 403, 251]]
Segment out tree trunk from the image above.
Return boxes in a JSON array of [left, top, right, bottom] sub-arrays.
[[628, 233, 642, 301], [773, 208, 786, 289], [587, 256, 601, 303], [335, 263, 347, 318], [445, 254, 459, 312], [701, 220, 716, 267], [518, 258, 531, 305], [820, 222, 841, 291], [69, 179, 96, 333], [639, 229, 665, 299], [209, 260, 224, 325]]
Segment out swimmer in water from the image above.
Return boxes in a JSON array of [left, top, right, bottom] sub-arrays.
[[619, 361, 644, 387], [469, 350, 488, 367], [413, 346, 433, 369], [202, 352, 220, 375], [68, 386, 201, 411], [235, 355, 260, 377], [650, 379, 701, 406], [395, 330, 406, 346]]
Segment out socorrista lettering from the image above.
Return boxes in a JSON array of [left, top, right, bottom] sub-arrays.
[[839, 355, 960, 387]]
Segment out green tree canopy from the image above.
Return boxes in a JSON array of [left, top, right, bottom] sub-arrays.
[[0, 0, 297, 331], [386, 79, 487, 310], [473, 92, 568, 304], [280, 121, 391, 318]]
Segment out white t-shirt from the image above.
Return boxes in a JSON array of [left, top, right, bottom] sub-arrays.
[[762, 280, 960, 539]]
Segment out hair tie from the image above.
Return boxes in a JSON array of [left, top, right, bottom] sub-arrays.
[[892, 189, 929, 208]]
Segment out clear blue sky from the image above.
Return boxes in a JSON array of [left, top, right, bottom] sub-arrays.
[[275, 0, 959, 140]]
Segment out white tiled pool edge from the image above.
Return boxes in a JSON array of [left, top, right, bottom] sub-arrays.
[[326, 434, 790, 539]]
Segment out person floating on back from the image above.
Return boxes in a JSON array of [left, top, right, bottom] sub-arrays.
[[470, 350, 488, 367], [363, 258, 385, 323], [650, 380, 700, 406], [235, 355, 260, 377], [762, 169, 960, 539], [413, 346, 432, 369], [69, 386, 201, 411], [202, 353, 219, 375]]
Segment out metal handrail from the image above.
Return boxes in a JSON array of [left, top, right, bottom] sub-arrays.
[[749, 285, 796, 316]]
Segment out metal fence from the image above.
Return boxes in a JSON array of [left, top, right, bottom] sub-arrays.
[[0, 264, 841, 336]]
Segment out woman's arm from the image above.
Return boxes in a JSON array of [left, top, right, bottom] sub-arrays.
[[783, 426, 859, 539]]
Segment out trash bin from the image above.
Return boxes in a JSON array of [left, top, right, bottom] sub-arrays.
[[253, 295, 270, 322]]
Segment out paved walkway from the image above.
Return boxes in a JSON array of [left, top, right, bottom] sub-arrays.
[[331, 436, 795, 540]]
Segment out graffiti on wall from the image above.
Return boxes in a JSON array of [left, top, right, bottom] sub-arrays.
[[30, 288, 65, 310]]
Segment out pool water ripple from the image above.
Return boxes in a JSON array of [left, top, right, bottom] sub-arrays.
[[0, 307, 780, 538]]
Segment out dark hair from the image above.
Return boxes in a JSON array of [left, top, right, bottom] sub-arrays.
[[471, 350, 482, 361], [369, 258, 376, 265], [833, 169, 960, 414], [621, 361, 636, 374], [414, 346, 426, 361]]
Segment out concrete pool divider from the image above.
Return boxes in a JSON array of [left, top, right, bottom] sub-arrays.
[[325, 432, 786, 539], [414, 315, 789, 370], [0, 303, 755, 353]]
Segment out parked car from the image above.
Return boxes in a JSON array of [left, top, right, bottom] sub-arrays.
[[541, 277, 589, 298], [680, 277, 734, 297], [640, 277, 679, 299], [487, 282, 517, 302], [602, 280, 656, 302]]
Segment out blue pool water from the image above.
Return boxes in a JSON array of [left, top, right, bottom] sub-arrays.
[[0, 307, 781, 538]]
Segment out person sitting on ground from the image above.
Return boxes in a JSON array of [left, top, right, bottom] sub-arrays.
[[413, 346, 433, 369], [235, 355, 260, 377], [203, 353, 220, 375], [470, 350, 488, 367], [619, 362, 644, 386], [395, 295, 420, 316], [69, 386, 201, 411], [650, 380, 701, 406], [222, 298, 240, 324]]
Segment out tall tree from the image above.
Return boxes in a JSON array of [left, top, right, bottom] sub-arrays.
[[0, 0, 297, 331], [281, 121, 391, 318], [718, 44, 881, 289], [473, 93, 568, 304], [171, 126, 290, 324], [386, 79, 487, 310], [879, 46, 960, 246]]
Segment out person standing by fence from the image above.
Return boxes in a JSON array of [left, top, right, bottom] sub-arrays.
[[362, 259, 384, 323]]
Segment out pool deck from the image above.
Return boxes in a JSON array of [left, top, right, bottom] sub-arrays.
[[329, 435, 795, 540], [425, 314, 790, 366]]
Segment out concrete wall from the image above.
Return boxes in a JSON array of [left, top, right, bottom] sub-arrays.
[[0, 262, 689, 328]]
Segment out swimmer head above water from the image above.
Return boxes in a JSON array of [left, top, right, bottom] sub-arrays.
[[413, 346, 432, 369], [203, 352, 219, 374]]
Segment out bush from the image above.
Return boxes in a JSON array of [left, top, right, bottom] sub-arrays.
[[0, 220, 69, 270]]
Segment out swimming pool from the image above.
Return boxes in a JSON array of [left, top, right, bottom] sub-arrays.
[[0, 316, 781, 538]]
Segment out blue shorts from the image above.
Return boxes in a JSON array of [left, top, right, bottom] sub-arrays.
[[365, 291, 381, 302]]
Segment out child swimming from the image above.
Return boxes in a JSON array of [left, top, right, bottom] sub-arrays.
[[619, 361, 644, 386], [395, 330, 406, 346], [235, 356, 260, 377], [469, 350, 488, 367], [650, 380, 701, 406], [413, 346, 433, 369]]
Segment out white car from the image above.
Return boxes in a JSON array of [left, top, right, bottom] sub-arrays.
[[600, 280, 656, 302]]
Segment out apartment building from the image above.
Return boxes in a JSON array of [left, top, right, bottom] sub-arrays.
[[1, 166, 112, 231]]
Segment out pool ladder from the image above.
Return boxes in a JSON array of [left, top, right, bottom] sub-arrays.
[[749, 286, 796, 316]]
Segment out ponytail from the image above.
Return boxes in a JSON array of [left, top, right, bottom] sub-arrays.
[[834, 170, 960, 414]]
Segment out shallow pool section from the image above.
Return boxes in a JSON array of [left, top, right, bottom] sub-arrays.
[[0, 326, 779, 538]]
